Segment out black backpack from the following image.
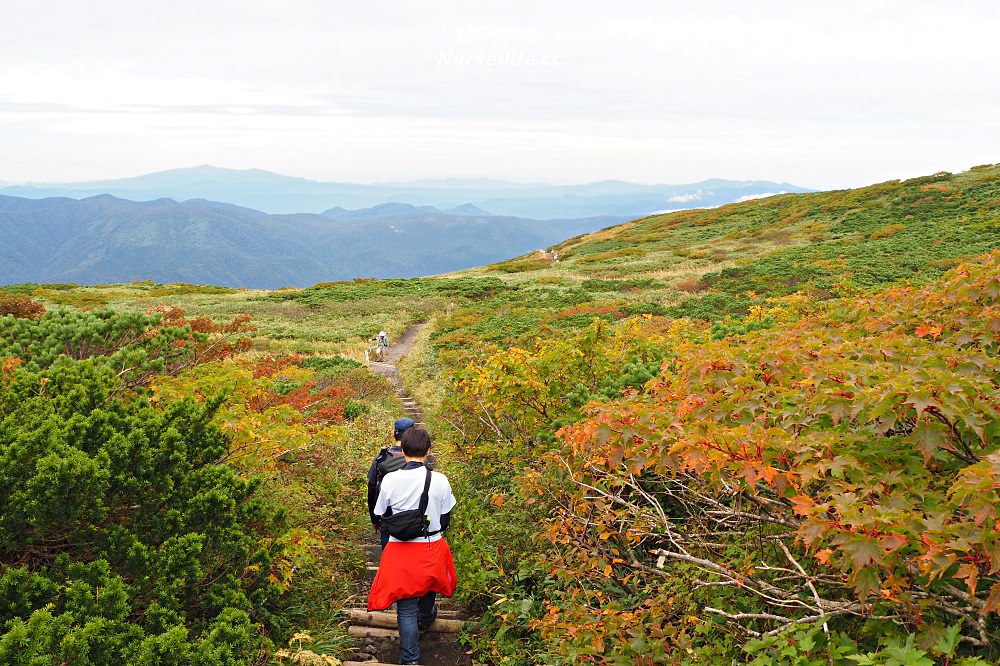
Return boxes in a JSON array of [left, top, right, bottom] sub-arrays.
[[374, 446, 433, 492], [381, 468, 435, 541], [373, 447, 407, 497]]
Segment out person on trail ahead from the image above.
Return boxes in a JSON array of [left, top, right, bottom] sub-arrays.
[[369, 331, 390, 362], [367, 417, 415, 549], [368, 428, 456, 666]]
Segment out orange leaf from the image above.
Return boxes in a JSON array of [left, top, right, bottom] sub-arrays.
[[982, 581, 1000, 614], [815, 548, 835, 565], [760, 465, 779, 485], [790, 494, 816, 516], [914, 324, 943, 339], [879, 532, 909, 554]]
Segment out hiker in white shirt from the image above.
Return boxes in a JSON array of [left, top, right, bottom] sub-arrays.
[[369, 428, 457, 665]]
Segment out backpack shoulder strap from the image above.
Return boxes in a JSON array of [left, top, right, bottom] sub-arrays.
[[417, 467, 432, 514]]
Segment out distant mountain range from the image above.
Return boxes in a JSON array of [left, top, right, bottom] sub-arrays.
[[0, 194, 626, 288], [0, 165, 811, 218]]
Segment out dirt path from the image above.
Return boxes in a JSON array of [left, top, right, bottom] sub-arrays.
[[347, 322, 473, 666], [368, 324, 428, 408]]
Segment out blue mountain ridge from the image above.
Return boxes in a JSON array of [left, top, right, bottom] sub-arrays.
[[0, 165, 812, 218], [0, 193, 626, 289]]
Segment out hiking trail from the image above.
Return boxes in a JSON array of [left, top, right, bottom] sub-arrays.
[[345, 324, 474, 666]]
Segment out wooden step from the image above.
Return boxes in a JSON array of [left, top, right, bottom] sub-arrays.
[[346, 611, 468, 634], [342, 608, 465, 621], [348, 626, 400, 639]]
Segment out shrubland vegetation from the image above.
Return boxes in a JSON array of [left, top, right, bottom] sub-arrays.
[[2, 164, 1000, 664]]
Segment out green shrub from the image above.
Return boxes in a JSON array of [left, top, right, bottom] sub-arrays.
[[667, 292, 757, 320], [620, 302, 668, 316], [574, 247, 646, 263], [489, 256, 551, 273], [580, 278, 657, 292], [342, 399, 370, 421], [0, 361, 286, 662], [301, 355, 364, 374]]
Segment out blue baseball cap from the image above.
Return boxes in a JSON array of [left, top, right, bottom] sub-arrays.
[[393, 417, 415, 439]]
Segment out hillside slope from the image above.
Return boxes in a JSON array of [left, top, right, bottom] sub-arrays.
[[462, 163, 1000, 322], [552, 164, 1000, 287]]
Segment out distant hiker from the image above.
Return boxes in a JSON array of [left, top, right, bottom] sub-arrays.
[[367, 417, 416, 549], [370, 331, 390, 361], [368, 428, 457, 666]]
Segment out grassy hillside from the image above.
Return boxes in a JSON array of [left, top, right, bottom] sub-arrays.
[[2, 165, 1000, 664], [472, 163, 1000, 319]]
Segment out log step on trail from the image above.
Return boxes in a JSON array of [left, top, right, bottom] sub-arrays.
[[344, 609, 470, 633], [351, 323, 473, 665]]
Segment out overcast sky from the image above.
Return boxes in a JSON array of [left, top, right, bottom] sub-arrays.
[[1, 1, 998, 189]]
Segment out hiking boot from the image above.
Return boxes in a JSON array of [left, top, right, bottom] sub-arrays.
[[417, 604, 437, 634]]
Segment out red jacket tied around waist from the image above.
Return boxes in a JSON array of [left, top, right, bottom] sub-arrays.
[[368, 539, 457, 611]]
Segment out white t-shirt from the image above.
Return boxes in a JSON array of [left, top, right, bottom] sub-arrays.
[[375, 464, 457, 543]]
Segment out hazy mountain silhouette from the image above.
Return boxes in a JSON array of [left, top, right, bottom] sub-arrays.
[[0, 165, 811, 218], [0, 194, 624, 288]]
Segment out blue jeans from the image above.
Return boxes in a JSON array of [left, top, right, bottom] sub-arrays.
[[395, 592, 436, 664], [380, 523, 391, 550]]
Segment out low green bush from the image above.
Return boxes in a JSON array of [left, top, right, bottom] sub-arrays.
[[0, 361, 286, 663]]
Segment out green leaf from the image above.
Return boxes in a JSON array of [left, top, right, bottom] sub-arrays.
[[908, 420, 950, 462], [842, 534, 884, 568], [848, 566, 881, 599], [905, 392, 936, 415], [931, 622, 962, 658]]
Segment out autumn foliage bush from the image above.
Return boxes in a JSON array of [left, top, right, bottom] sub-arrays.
[[152, 355, 346, 473], [0, 295, 45, 318], [675, 277, 710, 293], [440, 317, 681, 662], [439, 253, 1000, 664], [536, 252, 1000, 661]]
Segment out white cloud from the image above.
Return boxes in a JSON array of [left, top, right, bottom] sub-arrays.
[[736, 192, 787, 203], [667, 193, 703, 203]]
